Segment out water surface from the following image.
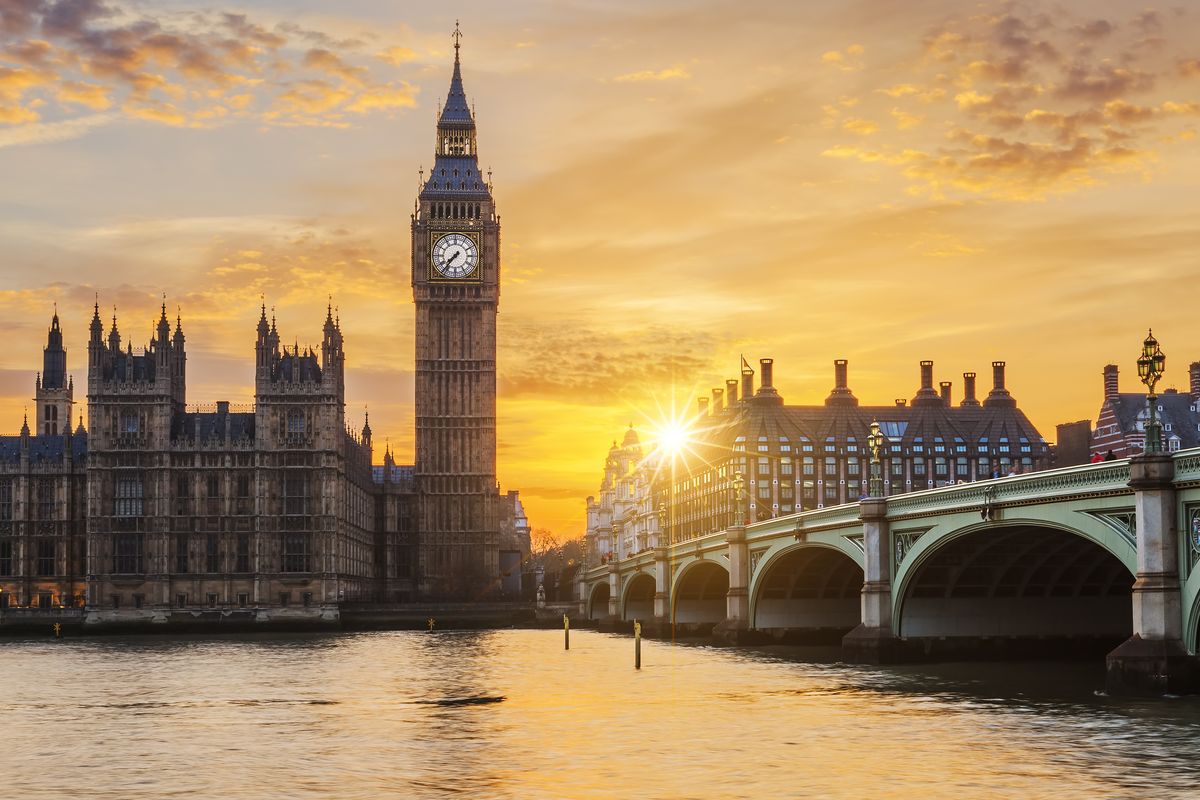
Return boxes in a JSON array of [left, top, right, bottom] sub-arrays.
[[3, 629, 1199, 799]]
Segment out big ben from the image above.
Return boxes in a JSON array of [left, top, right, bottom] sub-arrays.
[[411, 27, 500, 598]]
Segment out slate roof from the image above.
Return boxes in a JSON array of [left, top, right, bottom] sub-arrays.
[[438, 55, 473, 126], [1107, 390, 1200, 449], [373, 464, 416, 490], [0, 433, 88, 463], [171, 412, 255, 442]]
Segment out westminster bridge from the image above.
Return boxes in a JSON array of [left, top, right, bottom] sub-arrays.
[[578, 451, 1200, 695]]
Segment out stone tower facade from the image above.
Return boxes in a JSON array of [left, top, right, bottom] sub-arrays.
[[410, 33, 501, 597], [35, 311, 74, 437]]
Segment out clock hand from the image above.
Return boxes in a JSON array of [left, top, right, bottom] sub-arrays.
[[446, 250, 461, 265]]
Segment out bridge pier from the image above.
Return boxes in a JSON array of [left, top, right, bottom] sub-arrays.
[[843, 497, 906, 663], [713, 525, 764, 645], [1107, 454, 1200, 695], [606, 563, 619, 620], [652, 546, 669, 621]]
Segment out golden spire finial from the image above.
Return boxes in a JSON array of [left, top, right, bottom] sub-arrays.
[[452, 20, 462, 59]]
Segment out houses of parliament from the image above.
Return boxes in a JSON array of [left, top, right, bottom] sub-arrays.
[[0, 40, 530, 619]]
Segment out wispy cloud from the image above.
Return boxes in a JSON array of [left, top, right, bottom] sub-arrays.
[[613, 65, 690, 82]]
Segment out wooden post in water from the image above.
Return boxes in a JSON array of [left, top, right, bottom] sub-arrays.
[[634, 620, 642, 670], [564, 614, 570, 650]]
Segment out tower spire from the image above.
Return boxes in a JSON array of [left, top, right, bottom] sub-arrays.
[[453, 19, 462, 62]]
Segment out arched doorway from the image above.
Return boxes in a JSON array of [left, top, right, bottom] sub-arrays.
[[753, 547, 863, 642], [672, 561, 729, 634], [898, 524, 1134, 658], [623, 573, 655, 622]]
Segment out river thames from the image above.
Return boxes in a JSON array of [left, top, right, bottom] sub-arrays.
[[3, 629, 1200, 799]]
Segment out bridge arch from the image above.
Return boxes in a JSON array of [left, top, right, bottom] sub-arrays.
[[587, 581, 612, 621], [621, 572, 656, 622], [671, 558, 729, 628], [750, 543, 863, 639], [894, 520, 1134, 652]]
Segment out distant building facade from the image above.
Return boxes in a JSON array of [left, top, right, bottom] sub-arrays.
[[585, 358, 1050, 563], [1089, 363, 1200, 459]]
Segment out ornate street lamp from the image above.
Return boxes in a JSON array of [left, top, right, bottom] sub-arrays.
[[867, 420, 885, 498], [1136, 329, 1166, 453]]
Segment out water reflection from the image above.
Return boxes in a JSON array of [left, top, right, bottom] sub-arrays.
[[2, 630, 1199, 799]]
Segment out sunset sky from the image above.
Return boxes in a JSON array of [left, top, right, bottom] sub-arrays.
[[2, 0, 1199, 537]]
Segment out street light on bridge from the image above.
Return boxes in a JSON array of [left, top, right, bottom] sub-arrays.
[[867, 420, 885, 498], [1137, 329, 1166, 454]]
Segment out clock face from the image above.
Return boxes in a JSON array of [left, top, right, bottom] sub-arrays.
[[431, 232, 479, 279]]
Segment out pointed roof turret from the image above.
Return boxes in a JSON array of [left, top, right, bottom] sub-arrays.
[[108, 308, 121, 352], [257, 302, 269, 337], [90, 300, 103, 341], [362, 409, 372, 441], [20, 410, 29, 438], [157, 300, 171, 342], [421, 22, 490, 200], [439, 20, 473, 126], [42, 306, 66, 389], [75, 413, 85, 435]]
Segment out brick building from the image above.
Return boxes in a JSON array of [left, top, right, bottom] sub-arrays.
[[586, 357, 1051, 562]]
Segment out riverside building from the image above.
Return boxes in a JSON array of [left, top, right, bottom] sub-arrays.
[[586, 358, 1050, 563]]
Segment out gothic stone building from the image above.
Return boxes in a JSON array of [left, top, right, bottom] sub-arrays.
[[0, 44, 527, 618], [586, 358, 1051, 563]]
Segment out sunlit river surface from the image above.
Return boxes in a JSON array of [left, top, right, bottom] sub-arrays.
[[4, 629, 1200, 799]]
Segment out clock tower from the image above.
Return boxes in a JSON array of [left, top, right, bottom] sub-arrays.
[[411, 27, 500, 598]]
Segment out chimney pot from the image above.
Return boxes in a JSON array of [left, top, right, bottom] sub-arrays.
[[741, 362, 754, 401], [726, 379, 739, 405], [712, 388, 724, 412], [939, 381, 952, 405], [895, 398, 907, 407], [697, 397, 709, 415], [992, 361, 1006, 391], [1190, 362, 1200, 402], [920, 360, 934, 390]]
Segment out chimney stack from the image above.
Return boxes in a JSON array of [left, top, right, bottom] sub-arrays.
[[712, 387, 724, 412], [753, 358, 783, 405], [726, 379, 739, 406], [759, 358, 774, 390], [895, 398, 907, 407], [1104, 364, 1119, 400], [961, 372, 980, 406], [984, 360, 1015, 407], [912, 360, 941, 407], [697, 397, 709, 415], [939, 381, 952, 405], [741, 362, 754, 402], [1190, 362, 1200, 402], [826, 358, 859, 407]]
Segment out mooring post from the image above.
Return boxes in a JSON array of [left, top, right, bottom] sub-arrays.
[[635, 619, 642, 670], [564, 613, 570, 650]]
